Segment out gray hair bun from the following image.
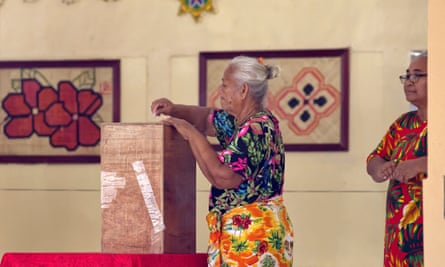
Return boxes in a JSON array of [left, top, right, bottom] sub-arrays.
[[265, 64, 280, 80]]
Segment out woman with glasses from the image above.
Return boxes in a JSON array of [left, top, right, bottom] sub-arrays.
[[366, 52, 427, 267], [151, 56, 294, 267]]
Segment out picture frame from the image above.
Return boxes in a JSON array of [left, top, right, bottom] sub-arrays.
[[199, 48, 349, 152], [0, 59, 120, 163]]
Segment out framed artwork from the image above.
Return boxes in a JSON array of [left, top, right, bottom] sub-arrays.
[[0, 59, 120, 163], [199, 49, 349, 151]]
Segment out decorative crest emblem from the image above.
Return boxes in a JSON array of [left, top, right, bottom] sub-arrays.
[[178, 0, 216, 22]]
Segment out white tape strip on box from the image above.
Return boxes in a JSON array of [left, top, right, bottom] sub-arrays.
[[132, 160, 165, 235], [101, 171, 126, 209]]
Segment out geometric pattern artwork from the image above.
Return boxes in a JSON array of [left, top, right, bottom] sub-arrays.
[[274, 67, 340, 136], [200, 49, 349, 151], [0, 60, 120, 163]]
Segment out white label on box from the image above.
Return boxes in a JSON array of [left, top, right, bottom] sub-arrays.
[[132, 160, 166, 236], [101, 171, 126, 209]]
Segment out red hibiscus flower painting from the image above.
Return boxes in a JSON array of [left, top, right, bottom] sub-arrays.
[[45, 81, 103, 151], [2, 79, 103, 151], [0, 60, 119, 163], [2, 79, 58, 138]]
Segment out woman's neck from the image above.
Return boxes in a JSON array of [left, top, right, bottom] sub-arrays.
[[417, 108, 427, 122], [236, 105, 261, 126]]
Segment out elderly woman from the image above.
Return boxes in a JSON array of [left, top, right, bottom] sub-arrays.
[[151, 56, 294, 266], [367, 52, 427, 266]]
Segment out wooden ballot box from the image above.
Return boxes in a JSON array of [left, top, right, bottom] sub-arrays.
[[100, 123, 196, 253]]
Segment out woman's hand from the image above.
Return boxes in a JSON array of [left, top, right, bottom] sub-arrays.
[[151, 98, 174, 117], [367, 156, 396, 183], [390, 157, 427, 183], [162, 117, 199, 140], [378, 160, 397, 182]]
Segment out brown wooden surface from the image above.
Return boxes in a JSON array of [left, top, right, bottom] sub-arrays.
[[100, 123, 196, 253]]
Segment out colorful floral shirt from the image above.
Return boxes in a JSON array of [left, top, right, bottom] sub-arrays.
[[367, 111, 427, 267], [209, 109, 285, 215]]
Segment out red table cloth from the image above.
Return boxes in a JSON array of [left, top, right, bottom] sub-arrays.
[[0, 252, 208, 267]]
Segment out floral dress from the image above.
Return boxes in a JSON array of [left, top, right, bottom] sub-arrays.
[[206, 109, 294, 267], [367, 111, 427, 267]]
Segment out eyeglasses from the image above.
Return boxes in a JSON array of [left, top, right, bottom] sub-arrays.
[[399, 73, 427, 84]]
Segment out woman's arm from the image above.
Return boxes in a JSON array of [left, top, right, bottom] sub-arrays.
[[392, 156, 427, 182], [163, 117, 243, 189], [367, 156, 396, 183], [151, 98, 215, 136]]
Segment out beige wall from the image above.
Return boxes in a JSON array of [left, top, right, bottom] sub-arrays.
[[0, 1, 427, 266], [425, 0, 445, 265]]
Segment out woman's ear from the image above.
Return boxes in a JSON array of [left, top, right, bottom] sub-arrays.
[[240, 83, 249, 99]]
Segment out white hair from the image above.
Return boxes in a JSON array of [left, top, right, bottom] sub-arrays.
[[228, 56, 280, 107]]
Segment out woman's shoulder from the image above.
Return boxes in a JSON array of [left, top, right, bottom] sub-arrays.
[[246, 110, 277, 126], [394, 110, 423, 128], [212, 109, 235, 123], [395, 110, 415, 120], [241, 110, 281, 136]]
